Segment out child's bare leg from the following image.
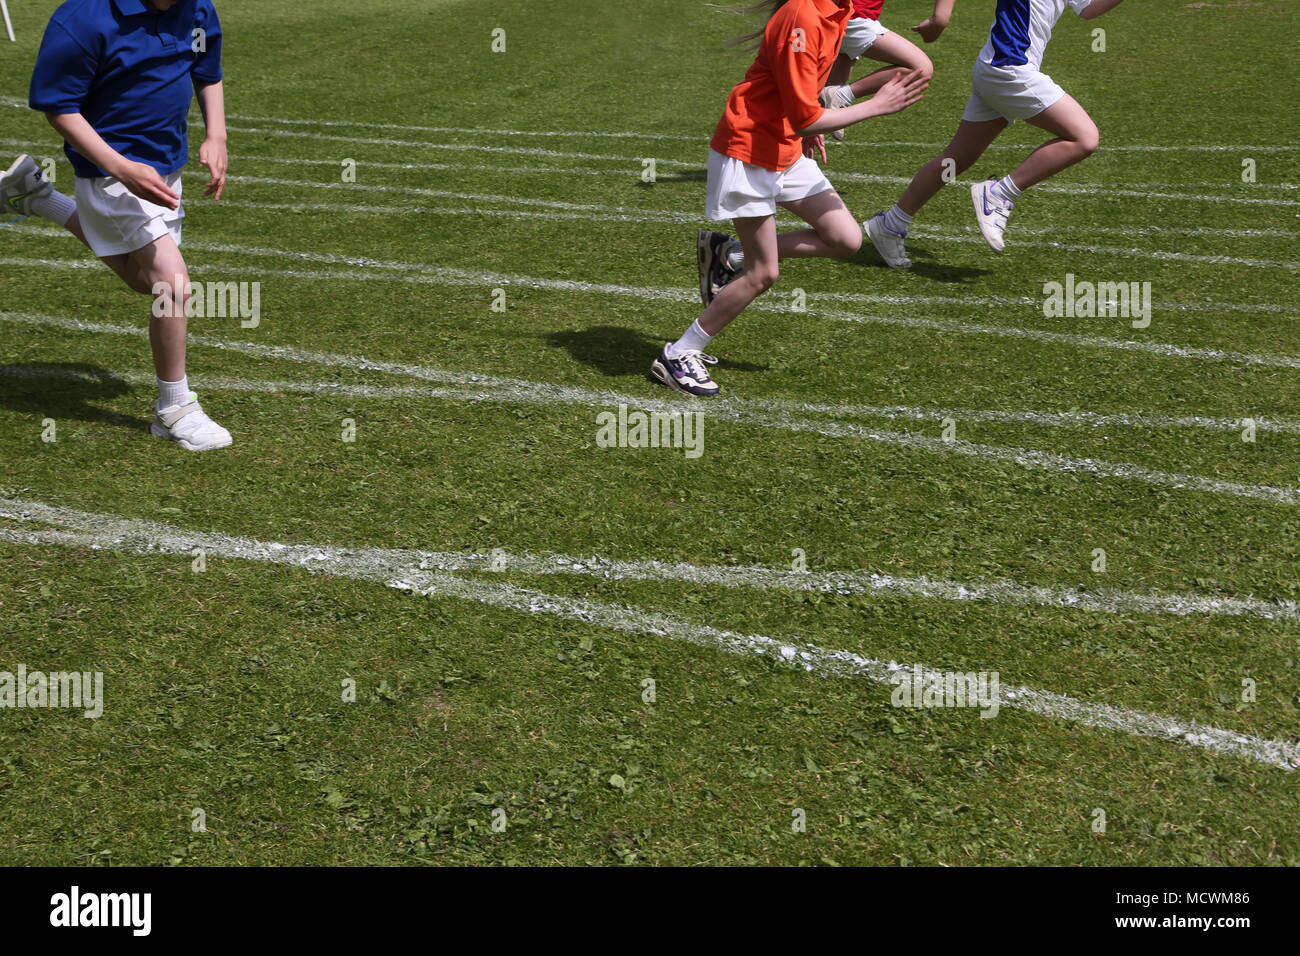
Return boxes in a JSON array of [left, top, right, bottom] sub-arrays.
[[897, 118, 1007, 215], [1010, 95, 1099, 190], [122, 235, 190, 382], [775, 189, 862, 260], [697, 215, 780, 337], [848, 33, 934, 98]]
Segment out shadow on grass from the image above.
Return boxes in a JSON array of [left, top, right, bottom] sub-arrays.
[[848, 245, 990, 284], [0, 362, 149, 432], [547, 325, 768, 378]]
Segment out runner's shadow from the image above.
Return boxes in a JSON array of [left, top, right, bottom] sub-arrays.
[[547, 326, 767, 378], [848, 246, 989, 284], [0, 362, 150, 432]]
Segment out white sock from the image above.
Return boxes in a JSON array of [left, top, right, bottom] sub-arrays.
[[993, 175, 1022, 204], [882, 204, 913, 235], [666, 319, 713, 359], [724, 240, 744, 271], [30, 189, 76, 227], [157, 376, 190, 411]]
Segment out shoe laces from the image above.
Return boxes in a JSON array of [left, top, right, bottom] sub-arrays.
[[676, 350, 718, 379]]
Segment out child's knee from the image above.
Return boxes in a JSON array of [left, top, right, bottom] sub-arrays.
[[748, 263, 779, 292], [912, 54, 934, 82], [1077, 123, 1100, 156], [826, 225, 862, 258]]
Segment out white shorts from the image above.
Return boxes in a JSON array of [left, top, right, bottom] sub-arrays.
[[841, 17, 890, 60], [705, 149, 833, 221], [962, 61, 1066, 124], [74, 172, 184, 258]]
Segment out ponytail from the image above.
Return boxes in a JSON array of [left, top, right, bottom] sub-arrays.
[[723, 0, 796, 52]]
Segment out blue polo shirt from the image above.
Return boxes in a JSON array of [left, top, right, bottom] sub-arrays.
[[29, 0, 223, 179]]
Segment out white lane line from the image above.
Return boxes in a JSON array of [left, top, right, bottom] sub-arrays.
[[6, 229, 1300, 359], [2, 310, 1297, 505], [217, 127, 1300, 208], [0, 496, 1295, 770], [172, 174, 1300, 266], [203, 107, 1300, 153], [7, 362, 1298, 437]]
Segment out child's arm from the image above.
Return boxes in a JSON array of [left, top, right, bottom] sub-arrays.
[[796, 70, 928, 136], [44, 112, 179, 209], [196, 80, 228, 200], [1078, 0, 1124, 19], [912, 0, 957, 43]]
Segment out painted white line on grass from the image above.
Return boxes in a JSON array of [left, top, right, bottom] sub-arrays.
[[2, 310, 1297, 505], [205, 107, 1300, 153], [9, 361, 1298, 438], [166, 173, 1300, 267], [0, 497, 1295, 770], [218, 127, 1300, 210], [6, 229, 1300, 359]]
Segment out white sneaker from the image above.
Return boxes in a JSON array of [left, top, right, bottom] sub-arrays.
[[971, 177, 1013, 252], [0, 154, 52, 217], [819, 85, 854, 141], [864, 212, 912, 269], [151, 394, 233, 451]]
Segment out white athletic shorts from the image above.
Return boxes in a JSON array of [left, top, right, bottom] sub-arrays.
[[962, 61, 1066, 124], [74, 171, 184, 258], [705, 149, 833, 221], [841, 17, 890, 60]]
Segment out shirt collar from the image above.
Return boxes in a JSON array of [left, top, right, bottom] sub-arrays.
[[112, 0, 155, 15]]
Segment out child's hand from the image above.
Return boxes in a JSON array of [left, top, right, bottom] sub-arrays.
[[115, 159, 180, 210], [870, 70, 929, 116], [200, 137, 228, 200], [803, 134, 827, 164], [911, 17, 948, 43]]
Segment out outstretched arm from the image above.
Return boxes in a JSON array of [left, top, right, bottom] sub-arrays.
[[796, 69, 929, 136]]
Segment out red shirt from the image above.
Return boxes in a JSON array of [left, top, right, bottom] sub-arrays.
[[709, 0, 852, 172], [853, 0, 885, 19]]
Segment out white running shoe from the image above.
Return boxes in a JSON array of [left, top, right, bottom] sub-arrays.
[[971, 177, 1013, 252], [0, 154, 52, 217], [864, 212, 912, 269], [151, 394, 233, 451], [819, 85, 854, 141]]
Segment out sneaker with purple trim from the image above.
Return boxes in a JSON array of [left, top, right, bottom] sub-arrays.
[[650, 344, 720, 397], [971, 177, 1013, 252], [697, 230, 739, 306], [864, 211, 912, 269]]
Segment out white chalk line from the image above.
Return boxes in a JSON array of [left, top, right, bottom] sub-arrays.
[[6, 224, 1300, 357], [216, 127, 1300, 209], [7, 361, 1298, 438], [2, 310, 1297, 506], [210, 107, 1300, 154], [165, 173, 1300, 269], [0, 495, 1294, 771]]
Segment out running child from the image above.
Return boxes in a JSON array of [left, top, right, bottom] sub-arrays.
[[652, 0, 927, 397], [864, 0, 1125, 267], [818, 0, 952, 141], [0, 0, 232, 450]]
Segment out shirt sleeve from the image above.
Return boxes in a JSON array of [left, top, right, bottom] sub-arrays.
[[28, 20, 97, 114], [1068, 0, 1093, 14], [769, 13, 826, 134], [193, 2, 224, 84]]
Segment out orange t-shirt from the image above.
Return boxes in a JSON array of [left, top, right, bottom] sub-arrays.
[[710, 0, 852, 172]]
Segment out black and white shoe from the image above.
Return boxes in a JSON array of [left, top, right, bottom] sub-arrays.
[[650, 344, 721, 397], [697, 230, 739, 306]]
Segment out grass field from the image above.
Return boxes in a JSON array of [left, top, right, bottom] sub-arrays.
[[1, 0, 1298, 866]]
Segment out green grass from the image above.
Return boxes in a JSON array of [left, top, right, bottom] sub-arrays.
[[1, 0, 1298, 865]]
